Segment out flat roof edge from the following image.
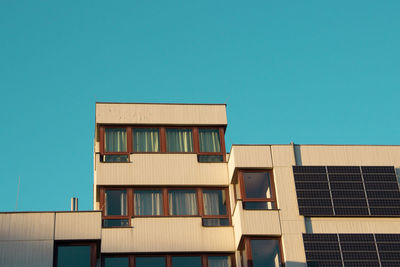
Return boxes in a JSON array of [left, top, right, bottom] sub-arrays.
[[96, 102, 227, 106]]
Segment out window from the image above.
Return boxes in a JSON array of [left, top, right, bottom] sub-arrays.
[[100, 187, 231, 227], [102, 255, 233, 267], [55, 242, 97, 267], [102, 189, 129, 227], [239, 170, 277, 210], [168, 189, 198, 215], [100, 126, 226, 162], [133, 128, 160, 152], [243, 237, 282, 267], [134, 189, 163, 216], [166, 128, 193, 152], [202, 189, 230, 226]]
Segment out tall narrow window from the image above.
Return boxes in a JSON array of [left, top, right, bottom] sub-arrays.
[[240, 171, 276, 210], [104, 189, 129, 227], [202, 189, 229, 226], [199, 129, 221, 152], [105, 128, 127, 152], [166, 128, 193, 152], [134, 189, 163, 216], [133, 128, 160, 152], [242, 238, 282, 267], [168, 189, 198, 215]]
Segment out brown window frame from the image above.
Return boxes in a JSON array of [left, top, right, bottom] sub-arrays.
[[100, 187, 231, 226], [54, 240, 98, 267], [238, 169, 277, 209], [99, 125, 226, 162], [101, 253, 236, 267], [243, 236, 284, 267]]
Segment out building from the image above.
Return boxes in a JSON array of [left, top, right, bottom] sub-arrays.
[[1, 102, 400, 267]]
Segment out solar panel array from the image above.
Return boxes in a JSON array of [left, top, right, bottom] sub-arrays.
[[293, 166, 400, 217], [304, 233, 400, 267]]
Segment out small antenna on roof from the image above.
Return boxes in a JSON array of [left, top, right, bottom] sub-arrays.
[[15, 176, 20, 211]]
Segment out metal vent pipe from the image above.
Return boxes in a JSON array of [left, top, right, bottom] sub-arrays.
[[71, 197, 78, 211]]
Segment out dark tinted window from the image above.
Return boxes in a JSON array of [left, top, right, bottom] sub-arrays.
[[136, 257, 166, 267], [57, 245, 91, 267], [243, 172, 272, 199], [250, 239, 281, 267], [105, 190, 127, 216], [104, 257, 129, 267], [171, 256, 201, 267]]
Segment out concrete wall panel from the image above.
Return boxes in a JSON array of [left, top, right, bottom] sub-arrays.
[[55, 212, 102, 240], [0, 240, 53, 267], [96, 154, 228, 186], [101, 217, 235, 253], [96, 103, 227, 125]]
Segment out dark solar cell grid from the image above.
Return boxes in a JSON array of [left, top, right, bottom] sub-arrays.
[[303, 234, 339, 242], [293, 173, 328, 182], [295, 182, 330, 190], [306, 252, 342, 261], [296, 190, 331, 198], [307, 261, 343, 267], [334, 207, 369, 216], [329, 174, 363, 182], [299, 207, 334, 216], [304, 242, 340, 251], [339, 234, 375, 242], [331, 190, 366, 198], [330, 182, 364, 191], [363, 174, 398, 182], [333, 198, 367, 207], [379, 252, 400, 261], [366, 191, 400, 199], [375, 234, 400, 242], [342, 252, 378, 261], [368, 199, 400, 206], [364, 182, 400, 191], [377, 243, 400, 251], [344, 262, 380, 267], [293, 166, 326, 173], [297, 198, 333, 207], [361, 166, 395, 174], [340, 243, 377, 251], [327, 166, 361, 173], [370, 208, 400, 216], [380, 262, 400, 267]]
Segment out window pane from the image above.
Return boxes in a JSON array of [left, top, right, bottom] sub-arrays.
[[105, 190, 127, 216], [104, 257, 129, 267], [243, 172, 272, 199], [101, 155, 129, 163], [208, 256, 231, 267], [136, 257, 166, 267], [166, 129, 193, 152], [198, 155, 224, 162], [103, 219, 129, 227], [203, 189, 227, 215], [105, 128, 127, 152], [133, 128, 160, 152], [57, 245, 91, 267], [134, 190, 163, 215], [171, 256, 201, 267], [250, 239, 281, 267], [243, 202, 275, 210], [168, 190, 198, 215], [202, 218, 230, 226], [199, 129, 221, 152]]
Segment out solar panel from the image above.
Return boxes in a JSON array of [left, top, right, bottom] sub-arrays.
[[293, 166, 400, 217], [304, 234, 400, 266]]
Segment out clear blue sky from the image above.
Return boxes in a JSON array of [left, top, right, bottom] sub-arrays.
[[1, 1, 399, 212]]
